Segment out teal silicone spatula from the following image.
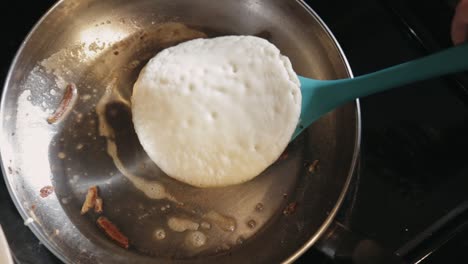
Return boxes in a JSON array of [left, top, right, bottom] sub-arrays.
[[293, 43, 468, 140]]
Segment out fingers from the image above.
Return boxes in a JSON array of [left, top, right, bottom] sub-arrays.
[[452, 0, 468, 45]]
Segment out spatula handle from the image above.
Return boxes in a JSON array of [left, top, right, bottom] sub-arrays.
[[295, 43, 468, 140], [318, 43, 468, 103]]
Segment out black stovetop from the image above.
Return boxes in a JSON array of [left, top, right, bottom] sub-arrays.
[[1, 0, 468, 263]]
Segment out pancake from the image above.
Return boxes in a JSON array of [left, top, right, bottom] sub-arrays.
[[131, 35, 301, 187]]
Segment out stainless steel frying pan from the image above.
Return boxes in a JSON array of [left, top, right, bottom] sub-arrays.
[[0, 0, 361, 263]]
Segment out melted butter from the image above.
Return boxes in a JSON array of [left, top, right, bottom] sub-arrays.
[[167, 217, 199, 232], [203, 210, 236, 232], [187, 231, 207, 248], [96, 78, 176, 202], [154, 228, 166, 240]]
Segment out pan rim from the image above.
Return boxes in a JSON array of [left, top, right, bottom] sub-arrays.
[[283, 1, 361, 263], [0, 0, 362, 263], [0, 0, 75, 263]]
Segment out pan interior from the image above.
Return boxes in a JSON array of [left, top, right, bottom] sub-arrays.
[[0, 0, 358, 263]]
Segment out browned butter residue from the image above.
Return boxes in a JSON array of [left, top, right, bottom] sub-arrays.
[[96, 78, 176, 202]]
